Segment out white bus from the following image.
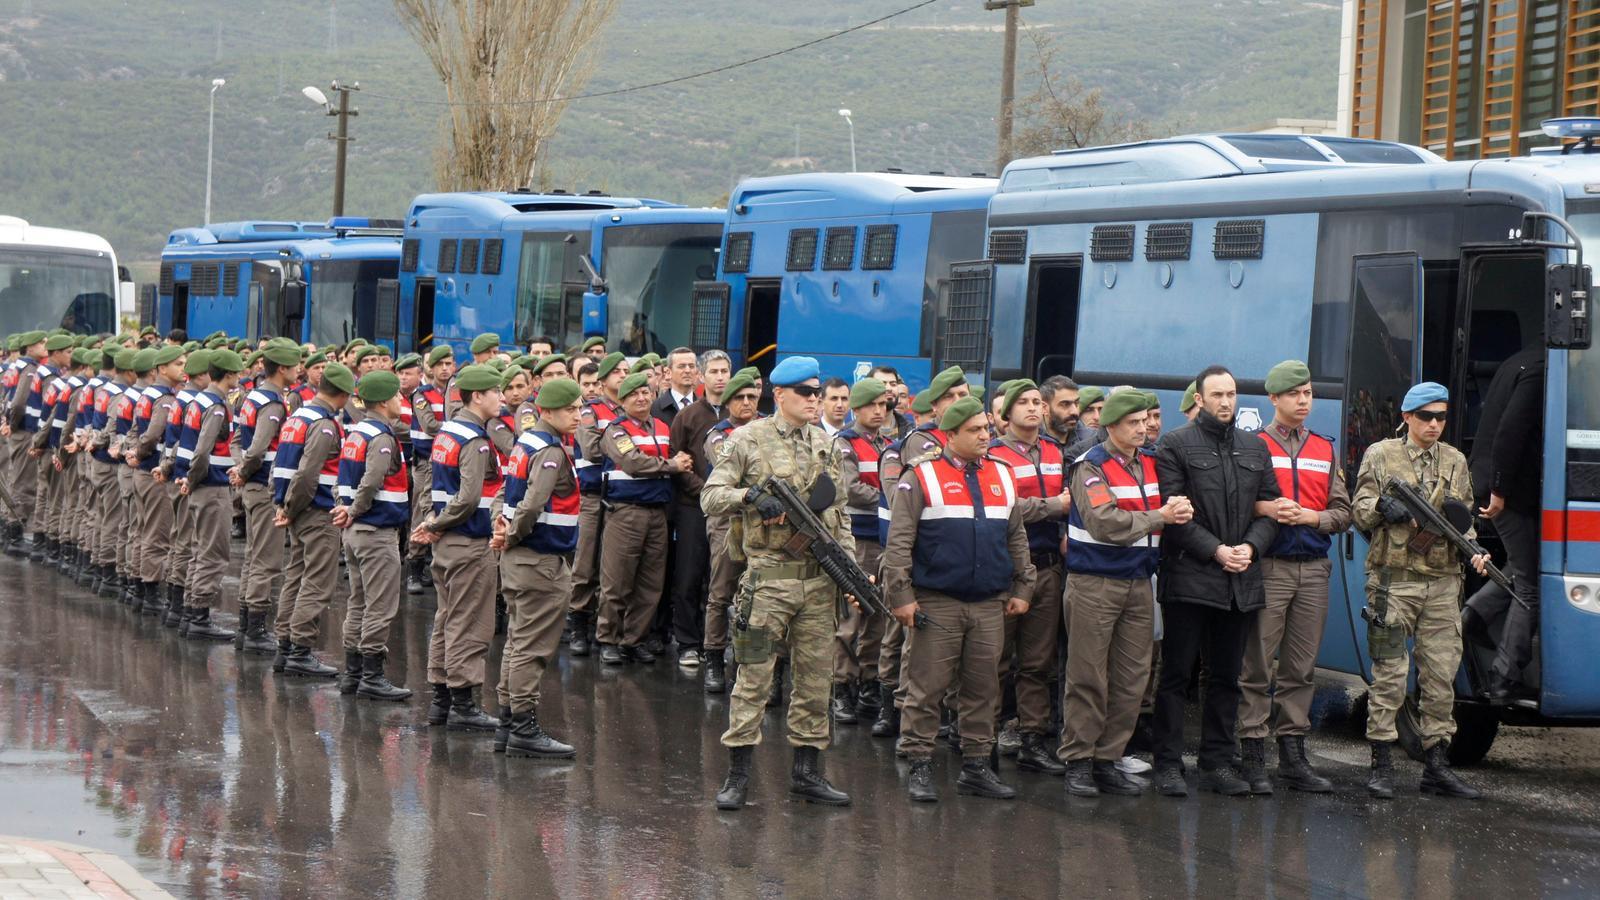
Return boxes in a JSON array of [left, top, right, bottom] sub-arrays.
[[0, 216, 133, 335]]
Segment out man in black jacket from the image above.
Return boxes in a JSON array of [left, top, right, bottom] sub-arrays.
[[1464, 345, 1544, 701], [1151, 365, 1281, 797]]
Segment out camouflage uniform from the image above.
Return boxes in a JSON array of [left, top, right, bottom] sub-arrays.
[[701, 415, 855, 750], [1352, 435, 1474, 748]]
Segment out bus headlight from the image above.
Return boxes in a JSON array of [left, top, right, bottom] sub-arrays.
[[1565, 578, 1600, 614]]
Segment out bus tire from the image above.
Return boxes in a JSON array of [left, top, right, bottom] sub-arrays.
[[1394, 694, 1499, 765]]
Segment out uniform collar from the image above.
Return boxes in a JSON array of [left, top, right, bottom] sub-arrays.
[[1404, 435, 1439, 460], [943, 448, 982, 470], [774, 415, 809, 437], [1271, 420, 1305, 441], [457, 408, 487, 427]]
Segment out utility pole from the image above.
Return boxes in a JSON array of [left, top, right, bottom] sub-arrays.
[[328, 81, 358, 216], [987, 0, 1033, 173]]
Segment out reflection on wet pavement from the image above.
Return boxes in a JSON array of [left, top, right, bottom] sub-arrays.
[[2, 553, 1599, 898]]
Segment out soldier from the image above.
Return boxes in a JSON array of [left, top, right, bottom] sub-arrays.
[[35, 347, 86, 570], [527, 354, 569, 395], [273, 362, 356, 678], [108, 348, 152, 600], [407, 345, 455, 594], [700, 370, 760, 694], [830, 377, 891, 725], [1060, 392, 1189, 796], [885, 396, 1035, 802], [444, 333, 500, 420], [1353, 381, 1487, 800], [567, 351, 628, 655], [988, 379, 1073, 774], [159, 349, 212, 627], [490, 377, 585, 758], [84, 348, 131, 593], [595, 371, 690, 663], [703, 356, 854, 810], [126, 344, 186, 616], [292, 352, 327, 408], [581, 336, 607, 362], [173, 348, 244, 641], [332, 370, 413, 702], [1180, 381, 1199, 422], [1239, 361, 1351, 794], [2, 331, 46, 555], [413, 364, 505, 734], [24, 334, 75, 561], [232, 340, 302, 653]]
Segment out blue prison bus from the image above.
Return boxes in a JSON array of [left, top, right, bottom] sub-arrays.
[[398, 192, 724, 358], [695, 172, 995, 390], [966, 127, 1600, 763], [156, 218, 403, 347]]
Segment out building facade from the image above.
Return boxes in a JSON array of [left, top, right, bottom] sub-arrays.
[[1338, 0, 1600, 157]]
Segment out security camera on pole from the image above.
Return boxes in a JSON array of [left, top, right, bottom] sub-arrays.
[[302, 81, 359, 217]]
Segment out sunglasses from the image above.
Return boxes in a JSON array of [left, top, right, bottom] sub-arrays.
[[788, 384, 822, 398], [1410, 410, 1448, 423]]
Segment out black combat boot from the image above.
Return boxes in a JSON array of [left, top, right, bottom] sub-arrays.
[[272, 639, 292, 673], [1155, 766, 1189, 798], [599, 644, 624, 665], [715, 746, 754, 810], [128, 580, 147, 614], [419, 550, 434, 587], [871, 683, 900, 738], [494, 595, 507, 637], [177, 601, 194, 636], [1277, 735, 1334, 793], [56, 542, 75, 574], [1367, 741, 1396, 799], [337, 650, 363, 694], [855, 678, 881, 721], [29, 534, 48, 563], [506, 710, 576, 759], [1239, 737, 1273, 795], [831, 682, 859, 725], [907, 759, 938, 802], [121, 576, 139, 606], [1, 522, 21, 557], [43, 536, 60, 566], [630, 641, 656, 664], [446, 686, 499, 732], [1064, 759, 1099, 797], [1092, 760, 1146, 796], [283, 643, 339, 678], [1420, 742, 1482, 799], [356, 654, 412, 702], [76, 549, 95, 583], [567, 613, 591, 657], [956, 758, 1015, 800], [703, 651, 726, 694], [161, 584, 184, 625], [405, 558, 425, 596], [241, 610, 279, 654], [1201, 764, 1250, 796], [494, 707, 513, 753], [1016, 732, 1067, 775], [231, 515, 246, 541], [767, 658, 788, 708], [87, 563, 105, 593], [789, 746, 850, 805], [185, 607, 235, 641], [426, 683, 451, 725]]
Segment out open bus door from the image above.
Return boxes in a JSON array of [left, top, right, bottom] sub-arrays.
[[743, 278, 782, 385], [1024, 255, 1083, 384]]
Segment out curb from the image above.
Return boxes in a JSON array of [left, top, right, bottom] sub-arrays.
[[0, 836, 173, 900]]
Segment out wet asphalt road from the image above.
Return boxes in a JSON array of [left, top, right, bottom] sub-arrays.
[[2, 551, 1600, 899]]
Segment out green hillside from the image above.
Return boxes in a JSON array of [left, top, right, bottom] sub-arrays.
[[0, 0, 1341, 274]]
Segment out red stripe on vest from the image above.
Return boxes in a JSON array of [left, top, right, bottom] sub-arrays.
[[1259, 431, 1333, 512]]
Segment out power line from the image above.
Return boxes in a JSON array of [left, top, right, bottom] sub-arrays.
[[360, 0, 942, 109]]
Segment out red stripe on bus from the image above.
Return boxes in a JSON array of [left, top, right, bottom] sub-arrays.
[[1552, 508, 1600, 543]]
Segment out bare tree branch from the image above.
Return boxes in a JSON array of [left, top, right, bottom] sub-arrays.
[[1013, 26, 1153, 158]]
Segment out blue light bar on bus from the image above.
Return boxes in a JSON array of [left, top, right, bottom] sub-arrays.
[[1542, 117, 1600, 139]]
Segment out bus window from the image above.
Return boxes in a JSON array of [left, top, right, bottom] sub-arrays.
[[311, 259, 393, 346], [604, 223, 722, 356], [516, 233, 583, 346], [1342, 253, 1421, 488], [0, 247, 116, 335]]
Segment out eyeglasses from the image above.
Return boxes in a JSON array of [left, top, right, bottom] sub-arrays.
[[1410, 410, 1447, 423], [788, 384, 822, 398]]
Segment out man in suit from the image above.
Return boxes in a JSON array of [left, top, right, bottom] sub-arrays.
[[652, 347, 701, 426], [666, 349, 731, 667]]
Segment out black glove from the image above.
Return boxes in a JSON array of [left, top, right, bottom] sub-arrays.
[[744, 485, 786, 521], [1376, 496, 1411, 524]]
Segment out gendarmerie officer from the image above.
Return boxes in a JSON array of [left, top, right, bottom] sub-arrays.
[[232, 340, 302, 653], [831, 377, 891, 726], [568, 351, 628, 655], [173, 347, 245, 641], [407, 345, 455, 594], [700, 370, 761, 694]]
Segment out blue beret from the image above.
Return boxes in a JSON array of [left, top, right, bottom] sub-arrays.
[[1401, 381, 1448, 412], [769, 355, 820, 386]]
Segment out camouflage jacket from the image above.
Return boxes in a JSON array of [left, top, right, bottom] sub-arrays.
[[1352, 436, 1474, 577], [701, 414, 855, 566]]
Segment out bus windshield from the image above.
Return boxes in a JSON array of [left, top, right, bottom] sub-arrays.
[[0, 246, 116, 335], [602, 223, 721, 356], [310, 258, 395, 347], [1567, 212, 1600, 433]]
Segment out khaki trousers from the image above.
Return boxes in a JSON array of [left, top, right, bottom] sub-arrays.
[[595, 503, 668, 647], [1059, 573, 1154, 762], [116, 465, 137, 577], [567, 494, 602, 614], [496, 547, 572, 712], [168, 491, 194, 587], [1239, 557, 1331, 739], [342, 523, 402, 655], [703, 520, 742, 651], [8, 433, 38, 528], [833, 538, 885, 683], [89, 459, 121, 566], [1000, 562, 1064, 734], [427, 531, 497, 688], [1365, 572, 1463, 748], [722, 569, 838, 749], [135, 472, 175, 583], [899, 592, 1005, 761], [239, 482, 284, 613], [184, 485, 232, 608], [407, 458, 432, 560], [284, 507, 340, 646], [37, 454, 60, 537]]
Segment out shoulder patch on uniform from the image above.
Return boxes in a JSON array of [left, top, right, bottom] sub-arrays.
[[1086, 482, 1115, 508], [520, 414, 538, 431], [542, 460, 558, 468], [896, 481, 913, 491], [614, 436, 636, 455]]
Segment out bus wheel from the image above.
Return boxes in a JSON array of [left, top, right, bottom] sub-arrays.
[[1395, 694, 1499, 766]]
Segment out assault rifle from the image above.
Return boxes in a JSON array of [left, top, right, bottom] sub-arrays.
[[1384, 476, 1513, 593]]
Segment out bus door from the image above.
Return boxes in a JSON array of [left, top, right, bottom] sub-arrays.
[[743, 278, 781, 382], [1341, 252, 1424, 681], [376, 278, 401, 351], [1024, 255, 1083, 383], [414, 278, 436, 349], [171, 281, 190, 333]]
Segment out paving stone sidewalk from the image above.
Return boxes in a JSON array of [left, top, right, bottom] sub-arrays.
[[0, 837, 171, 900]]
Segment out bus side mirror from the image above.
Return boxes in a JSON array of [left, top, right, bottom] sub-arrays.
[[1547, 263, 1592, 349], [284, 281, 307, 322], [582, 290, 607, 340]]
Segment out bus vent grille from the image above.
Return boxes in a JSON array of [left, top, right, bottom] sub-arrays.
[[1213, 219, 1265, 259], [191, 263, 220, 295], [459, 239, 480, 275], [786, 228, 818, 272], [222, 264, 240, 296], [723, 232, 752, 274], [988, 230, 1027, 264], [481, 239, 503, 275], [690, 281, 731, 353], [159, 264, 174, 294], [823, 226, 857, 271], [401, 239, 420, 273], [437, 239, 458, 274], [863, 225, 898, 270], [1145, 222, 1193, 261], [1090, 224, 1135, 262], [940, 260, 994, 371]]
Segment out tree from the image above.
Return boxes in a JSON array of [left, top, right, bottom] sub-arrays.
[[1012, 28, 1153, 158], [393, 0, 618, 191]]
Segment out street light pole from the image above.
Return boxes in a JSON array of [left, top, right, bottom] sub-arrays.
[[204, 78, 226, 225], [303, 81, 359, 217], [839, 109, 856, 173]]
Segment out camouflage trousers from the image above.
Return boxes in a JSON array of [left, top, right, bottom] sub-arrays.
[[721, 564, 838, 750], [1365, 570, 1462, 748]]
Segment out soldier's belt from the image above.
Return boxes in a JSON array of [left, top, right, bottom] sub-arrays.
[[1374, 566, 1431, 584], [750, 561, 824, 582]]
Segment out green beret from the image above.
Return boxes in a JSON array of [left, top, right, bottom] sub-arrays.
[[910, 388, 934, 416], [394, 353, 422, 371], [1141, 390, 1160, 411], [374, 344, 393, 357], [535, 377, 582, 410], [321, 362, 356, 395], [734, 366, 761, 382], [182, 341, 200, 353], [454, 364, 501, 393], [357, 370, 400, 403], [487, 358, 507, 373], [204, 330, 226, 343], [205, 336, 228, 350], [531, 354, 566, 376], [848, 377, 887, 409], [74, 335, 92, 348], [69, 348, 91, 366], [426, 345, 453, 367], [86, 349, 106, 369], [939, 395, 985, 432], [19, 330, 46, 348], [617, 371, 651, 400], [596, 351, 626, 379], [344, 338, 369, 352], [244, 349, 264, 368], [139, 325, 157, 337], [1079, 386, 1105, 410], [3, 335, 17, 351], [635, 352, 661, 371], [113, 348, 138, 370], [469, 332, 500, 355], [152, 345, 184, 367], [927, 365, 966, 401], [1002, 379, 1038, 420], [500, 366, 526, 389], [263, 342, 302, 367], [352, 345, 381, 364], [47, 328, 69, 337], [565, 345, 584, 360], [1265, 359, 1311, 395], [970, 383, 986, 400], [1180, 381, 1197, 413], [45, 334, 74, 352], [305, 351, 328, 368], [131, 348, 157, 373], [582, 336, 606, 351], [209, 349, 244, 373], [722, 371, 757, 400], [183, 349, 212, 376], [1101, 390, 1149, 426]]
